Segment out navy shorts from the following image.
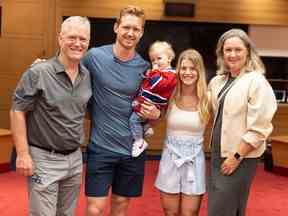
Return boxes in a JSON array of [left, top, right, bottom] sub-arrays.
[[85, 147, 146, 197]]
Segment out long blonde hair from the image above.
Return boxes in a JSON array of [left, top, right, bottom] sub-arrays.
[[216, 28, 265, 75], [170, 49, 210, 124]]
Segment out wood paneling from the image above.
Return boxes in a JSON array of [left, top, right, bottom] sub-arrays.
[[52, 0, 288, 48], [42, 0, 57, 57], [272, 104, 288, 136], [271, 136, 288, 168], [0, 0, 48, 128], [146, 119, 166, 154], [0, 38, 44, 77], [2, 1, 43, 36], [0, 129, 13, 165], [0, 37, 44, 128], [57, 0, 288, 25]]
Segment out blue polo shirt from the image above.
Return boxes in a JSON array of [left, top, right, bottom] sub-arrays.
[[82, 44, 149, 155]]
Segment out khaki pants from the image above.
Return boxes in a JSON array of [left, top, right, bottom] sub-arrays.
[[28, 146, 82, 216]]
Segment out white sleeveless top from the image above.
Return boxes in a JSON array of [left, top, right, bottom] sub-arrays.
[[166, 103, 205, 137], [155, 103, 206, 195]]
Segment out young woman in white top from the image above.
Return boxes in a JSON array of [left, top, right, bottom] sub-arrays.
[[155, 49, 210, 216]]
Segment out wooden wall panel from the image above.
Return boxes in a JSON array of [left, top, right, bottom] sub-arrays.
[[2, 1, 43, 36], [50, 1, 288, 58], [146, 119, 166, 154], [0, 38, 43, 128], [57, 0, 158, 18], [0, 0, 47, 129], [57, 0, 288, 25], [194, 0, 288, 25], [0, 38, 44, 77], [0, 111, 10, 130], [42, 0, 57, 58], [272, 104, 288, 136], [0, 129, 13, 165], [271, 136, 288, 168], [50, 0, 288, 61]]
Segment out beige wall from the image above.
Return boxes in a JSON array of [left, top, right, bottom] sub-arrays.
[[1, 0, 288, 131], [250, 25, 288, 57]]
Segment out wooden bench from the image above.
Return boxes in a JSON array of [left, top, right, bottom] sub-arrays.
[[0, 129, 13, 173], [271, 136, 288, 169]]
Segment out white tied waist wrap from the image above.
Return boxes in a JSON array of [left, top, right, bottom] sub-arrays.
[[165, 134, 203, 182]]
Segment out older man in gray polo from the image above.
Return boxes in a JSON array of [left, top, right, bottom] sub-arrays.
[[10, 16, 91, 215]]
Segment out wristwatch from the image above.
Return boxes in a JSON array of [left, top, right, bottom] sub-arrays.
[[234, 152, 243, 161]]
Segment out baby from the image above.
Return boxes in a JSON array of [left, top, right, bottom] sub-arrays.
[[130, 41, 177, 157]]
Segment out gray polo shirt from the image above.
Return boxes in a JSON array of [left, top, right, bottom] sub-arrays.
[[12, 56, 92, 151]]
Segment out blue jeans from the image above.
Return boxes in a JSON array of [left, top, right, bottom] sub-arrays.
[[129, 112, 146, 141]]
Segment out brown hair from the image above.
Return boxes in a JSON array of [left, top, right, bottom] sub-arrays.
[[116, 5, 145, 27]]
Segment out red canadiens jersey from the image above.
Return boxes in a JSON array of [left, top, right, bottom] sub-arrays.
[[132, 68, 177, 113]]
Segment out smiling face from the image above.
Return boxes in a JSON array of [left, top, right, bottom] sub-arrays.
[[223, 36, 248, 75], [149, 48, 171, 70], [114, 14, 144, 51], [58, 24, 90, 63], [178, 58, 198, 87]]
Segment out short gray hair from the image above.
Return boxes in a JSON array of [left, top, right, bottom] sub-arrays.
[[60, 16, 90, 35]]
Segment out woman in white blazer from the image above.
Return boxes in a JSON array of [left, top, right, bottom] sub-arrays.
[[207, 29, 277, 216]]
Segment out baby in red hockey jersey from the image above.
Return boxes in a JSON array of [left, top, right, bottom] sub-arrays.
[[130, 41, 176, 157]]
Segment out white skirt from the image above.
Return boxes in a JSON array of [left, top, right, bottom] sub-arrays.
[[155, 134, 206, 195]]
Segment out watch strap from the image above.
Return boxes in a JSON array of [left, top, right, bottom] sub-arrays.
[[234, 152, 243, 161]]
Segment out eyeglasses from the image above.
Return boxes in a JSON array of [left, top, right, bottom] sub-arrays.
[[65, 35, 89, 45]]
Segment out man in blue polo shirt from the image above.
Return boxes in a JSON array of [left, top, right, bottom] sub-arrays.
[[83, 5, 161, 216]]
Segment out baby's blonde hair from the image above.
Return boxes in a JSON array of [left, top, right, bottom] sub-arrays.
[[149, 41, 175, 61]]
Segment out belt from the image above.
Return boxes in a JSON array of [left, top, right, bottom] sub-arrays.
[[30, 144, 79, 156]]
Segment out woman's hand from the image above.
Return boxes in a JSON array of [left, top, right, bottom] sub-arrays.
[[221, 154, 241, 176], [138, 100, 161, 120]]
